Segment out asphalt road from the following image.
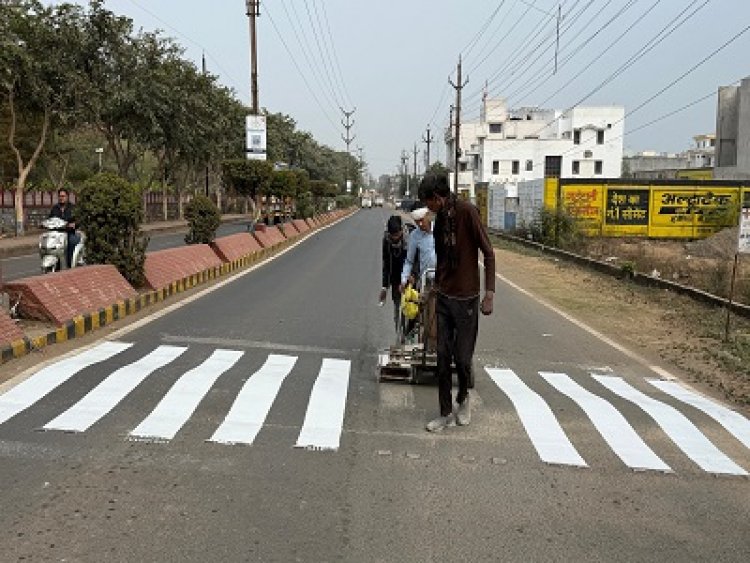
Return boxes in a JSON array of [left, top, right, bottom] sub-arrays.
[[0, 209, 748, 562], [0, 221, 250, 282]]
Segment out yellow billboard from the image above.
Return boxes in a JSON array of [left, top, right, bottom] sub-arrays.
[[545, 178, 747, 239]]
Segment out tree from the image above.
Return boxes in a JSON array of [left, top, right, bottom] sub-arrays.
[[221, 159, 273, 218], [77, 172, 148, 286], [0, 1, 89, 234]]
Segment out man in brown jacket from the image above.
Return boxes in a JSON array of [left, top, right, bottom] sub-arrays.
[[420, 173, 495, 432]]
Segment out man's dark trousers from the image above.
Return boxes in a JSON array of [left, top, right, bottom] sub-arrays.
[[436, 293, 479, 416]]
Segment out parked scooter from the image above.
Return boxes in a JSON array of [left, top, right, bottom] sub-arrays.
[[39, 217, 85, 273]]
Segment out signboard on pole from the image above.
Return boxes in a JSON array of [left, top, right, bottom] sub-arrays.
[[737, 191, 750, 254], [245, 115, 267, 161]]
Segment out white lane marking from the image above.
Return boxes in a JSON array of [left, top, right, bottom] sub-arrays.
[[0, 342, 133, 425], [485, 368, 587, 467], [540, 372, 672, 473], [593, 375, 748, 476], [129, 349, 244, 442], [296, 358, 351, 451], [495, 270, 676, 380], [43, 345, 187, 433], [209, 354, 297, 445], [648, 379, 750, 450]]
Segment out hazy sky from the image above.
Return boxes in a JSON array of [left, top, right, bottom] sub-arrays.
[[42, 1, 750, 176]]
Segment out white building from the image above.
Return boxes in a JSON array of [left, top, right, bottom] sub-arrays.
[[445, 97, 625, 197]]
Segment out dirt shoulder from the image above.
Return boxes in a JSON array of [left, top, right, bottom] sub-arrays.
[[491, 236, 750, 416]]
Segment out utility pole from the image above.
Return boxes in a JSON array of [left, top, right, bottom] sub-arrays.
[[341, 107, 356, 193], [202, 52, 209, 197], [246, 0, 260, 114], [449, 56, 468, 195], [412, 142, 419, 186], [400, 151, 409, 198], [422, 126, 433, 171]]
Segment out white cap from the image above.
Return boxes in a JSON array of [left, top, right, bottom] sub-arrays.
[[411, 207, 429, 221]]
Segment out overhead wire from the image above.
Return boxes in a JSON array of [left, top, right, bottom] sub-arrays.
[[126, 0, 245, 96], [277, 0, 341, 113], [488, 0, 599, 109], [263, 4, 340, 134], [503, 0, 625, 107], [304, 0, 345, 108], [319, 0, 354, 109], [525, 24, 750, 173], [475, 0, 712, 157]]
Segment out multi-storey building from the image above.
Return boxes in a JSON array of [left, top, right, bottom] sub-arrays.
[[445, 97, 625, 197]]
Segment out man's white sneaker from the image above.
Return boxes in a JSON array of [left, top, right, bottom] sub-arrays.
[[456, 397, 471, 426], [426, 414, 456, 432]]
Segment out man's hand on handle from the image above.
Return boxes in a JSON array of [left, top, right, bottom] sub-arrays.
[[480, 291, 494, 316]]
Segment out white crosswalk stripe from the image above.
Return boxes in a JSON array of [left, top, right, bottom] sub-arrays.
[[130, 349, 244, 442], [647, 379, 750, 450], [43, 346, 188, 433], [540, 372, 672, 473], [593, 375, 748, 476], [209, 354, 297, 445], [296, 358, 351, 451], [0, 341, 132, 426], [485, 368, 588, 467]]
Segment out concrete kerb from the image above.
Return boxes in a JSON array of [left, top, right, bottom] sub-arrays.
[[0, 208, 357, 364]]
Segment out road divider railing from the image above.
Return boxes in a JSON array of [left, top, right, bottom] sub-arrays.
[[0, 208, 357, 363]]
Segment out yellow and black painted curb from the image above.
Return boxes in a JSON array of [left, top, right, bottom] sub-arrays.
[[1, 210, 356, 364]]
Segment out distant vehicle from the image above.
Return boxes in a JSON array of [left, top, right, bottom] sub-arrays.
[[361, 197, 373, 208], [399, 199, 417, 211], [374, 195, 384, 207]]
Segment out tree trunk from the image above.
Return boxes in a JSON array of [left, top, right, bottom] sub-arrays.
[[13, 174, 27, 236]]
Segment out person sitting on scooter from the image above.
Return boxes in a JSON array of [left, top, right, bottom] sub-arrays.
[[49, 188, 80, 268]]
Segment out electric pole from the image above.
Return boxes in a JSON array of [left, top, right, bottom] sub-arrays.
[[246, 0, 260, 115], [412, 142, 419, 186], [449, 56, 468, 195], [422, 126, 433, 171], [202, 52, 209, 197], [341, 107, 356, 193], [400, 151, 409, 198]]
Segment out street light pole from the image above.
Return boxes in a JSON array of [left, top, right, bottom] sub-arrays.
[[246, 0, 260, 115]]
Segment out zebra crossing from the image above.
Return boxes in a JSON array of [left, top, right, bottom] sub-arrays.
[[0, 341, 749, 476], [0, 341, 351, 452], [486, 368, 750, 476]]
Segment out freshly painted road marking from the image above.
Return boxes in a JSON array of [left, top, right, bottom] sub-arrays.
[[540, 371, 672, 473], [0, 341, 132, 425], [296, 358, 351, 451], [209, 354, 297, 445], [43, 345, 187, 433], [129, 349, 244, 442], [485, 368, 587, 467], [593, 375, 748, 476], [648, 379, 750, 450]]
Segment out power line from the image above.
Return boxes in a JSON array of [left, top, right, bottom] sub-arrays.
[[278, 0, 341, 112], [319, 0, 354, 109], [127, 0, 245, 96], [461, 0, 508, 60], [304, 0, 344, 107], [264, 5, 340, 134], [502, 0, 626, 107]]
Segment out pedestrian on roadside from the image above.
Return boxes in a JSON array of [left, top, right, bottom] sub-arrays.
[[49, 188, 80, 268], [419, 173, 496, 432], [379, 214, 410, 336]]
